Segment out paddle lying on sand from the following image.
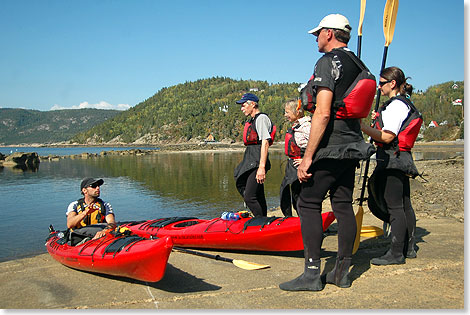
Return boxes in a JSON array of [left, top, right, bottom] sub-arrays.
[[353, 0, 399, 254], [173, 247, 270, 271]]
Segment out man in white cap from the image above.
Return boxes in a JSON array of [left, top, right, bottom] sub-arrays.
[[279, 14, 375, 291]]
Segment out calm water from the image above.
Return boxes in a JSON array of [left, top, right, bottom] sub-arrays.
[[0, 148, 288, 262], [0, 145, 463, 262], [0, 146, 158, 156]]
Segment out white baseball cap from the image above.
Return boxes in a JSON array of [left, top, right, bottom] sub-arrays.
[[308, 14, 352, 36]]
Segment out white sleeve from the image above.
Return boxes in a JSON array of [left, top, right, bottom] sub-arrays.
[[381, 100, 410, 136], [255, 114, 272, 141], [294, 118, 311, 148], [66, 201, 78, 216], [104, 202, 114, 216]]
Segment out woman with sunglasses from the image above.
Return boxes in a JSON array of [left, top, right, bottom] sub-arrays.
[[361, 66, 423, 265]]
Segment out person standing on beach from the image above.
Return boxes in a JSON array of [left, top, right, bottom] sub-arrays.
[[280, 99, 311, 216], [361, 66, 422, 265], [234, 93, 276, 217], [279, 14, 375, 291], [66, 178, 116, 239]]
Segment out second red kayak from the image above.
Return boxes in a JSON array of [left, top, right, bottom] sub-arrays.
[[123, 212, 336, 252]]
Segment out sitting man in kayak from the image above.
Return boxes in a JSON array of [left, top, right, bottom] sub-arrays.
[[66, 178, 116, 240]]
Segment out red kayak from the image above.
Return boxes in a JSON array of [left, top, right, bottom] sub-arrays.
[[123, 212, 336, 252], [45, 225, 173, 282]]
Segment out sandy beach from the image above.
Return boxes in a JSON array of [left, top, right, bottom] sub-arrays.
[[0, 141, 464, 309]]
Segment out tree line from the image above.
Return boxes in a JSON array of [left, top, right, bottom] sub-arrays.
[[72, 77, 464, 144], [1, 77, 463, 145]]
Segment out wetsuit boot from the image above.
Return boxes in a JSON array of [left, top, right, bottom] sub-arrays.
[[279, 259, 322, 291], [326, 257, 352, 288], [371, 237, 405, 265], [406, 236, 417, 258]]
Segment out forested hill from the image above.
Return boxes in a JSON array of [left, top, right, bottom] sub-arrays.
[[0, 108, 120, 145], [3, 78, 463, 145], [72, 77, 300, 144], [72, 77, 464, 144]]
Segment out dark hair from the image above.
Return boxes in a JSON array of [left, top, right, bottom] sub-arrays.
[[380, 66, 413, 96], [332, 29, 350, 44]]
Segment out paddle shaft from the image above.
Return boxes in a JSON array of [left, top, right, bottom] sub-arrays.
[[357, 36, 362, 59], [359, 0, 397, 207], [357, 0, 366, 58], [174, 246, 233, 263]]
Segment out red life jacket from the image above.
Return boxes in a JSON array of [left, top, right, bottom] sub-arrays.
[[300, 48, 376, 119], [284, 126, 303, 159], [375, 95, 423, 152], [243, 113, 276, 146]]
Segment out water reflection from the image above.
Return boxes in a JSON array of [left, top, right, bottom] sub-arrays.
[[0, 151, 287, 262], [412, 150, 464, 161], [0, 148, 463, 262]]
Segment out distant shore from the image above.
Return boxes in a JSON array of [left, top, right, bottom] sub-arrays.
[[0, 139, 464, 150]]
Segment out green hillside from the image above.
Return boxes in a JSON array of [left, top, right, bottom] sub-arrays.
[[0, 108, 120, 145], [3, 78, 464, 145], [412, 81, 464, 140], [72, 77, 300, 144], [72, 77, 464, 144]]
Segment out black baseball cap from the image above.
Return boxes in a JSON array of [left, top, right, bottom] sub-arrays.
[[80, 178, 104, 191]]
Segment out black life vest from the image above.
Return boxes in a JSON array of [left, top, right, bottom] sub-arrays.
[[300, 48, 376, 119], [76, 198, 107, 227], [374, 95, 423, 152], [243, 113, 276, 146], [284, 125, 304, 159]]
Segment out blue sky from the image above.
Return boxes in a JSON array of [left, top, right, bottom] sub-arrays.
[[0, 0, 465, 111]]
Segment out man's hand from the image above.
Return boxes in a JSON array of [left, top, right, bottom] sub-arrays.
[[297, 157, 312, 183]]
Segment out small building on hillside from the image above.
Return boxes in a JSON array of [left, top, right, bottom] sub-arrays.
[[428, 120, 439, 128]]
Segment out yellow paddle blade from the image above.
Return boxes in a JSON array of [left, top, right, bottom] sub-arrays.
[[358, 0, 367, 36], [352, 205, 364, 254], [233, 259, 270, 270], [383, 0, 399, 46], [360, 225, 384, 238]]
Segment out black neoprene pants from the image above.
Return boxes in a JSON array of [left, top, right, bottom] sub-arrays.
[[297, 159, 358, 261], [243, 168, 268, 217], [381, 169, 416, 254]]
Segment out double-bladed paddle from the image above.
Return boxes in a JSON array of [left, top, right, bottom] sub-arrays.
[[353, 0, 399, 254], [173, 247, 270, 270]]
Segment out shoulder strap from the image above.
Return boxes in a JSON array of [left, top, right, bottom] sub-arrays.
[[333, 48, 369, 71], [76, 198, 86, 210]]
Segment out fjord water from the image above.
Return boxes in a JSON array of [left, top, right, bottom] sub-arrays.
[[0, 145, 462, 262], [0, 149, 287, 262]]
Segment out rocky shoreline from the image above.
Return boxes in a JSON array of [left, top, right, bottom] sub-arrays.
[[0, 141, 465, 222], [0, 142, 464, 309], [1, 141, 464, 224]]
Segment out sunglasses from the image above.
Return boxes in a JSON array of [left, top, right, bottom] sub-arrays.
[[378, 79, 393, 87], [88, 183, 100, 188]]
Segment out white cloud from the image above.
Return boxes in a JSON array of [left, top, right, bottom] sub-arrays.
[[50, 101, 131, 111]]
